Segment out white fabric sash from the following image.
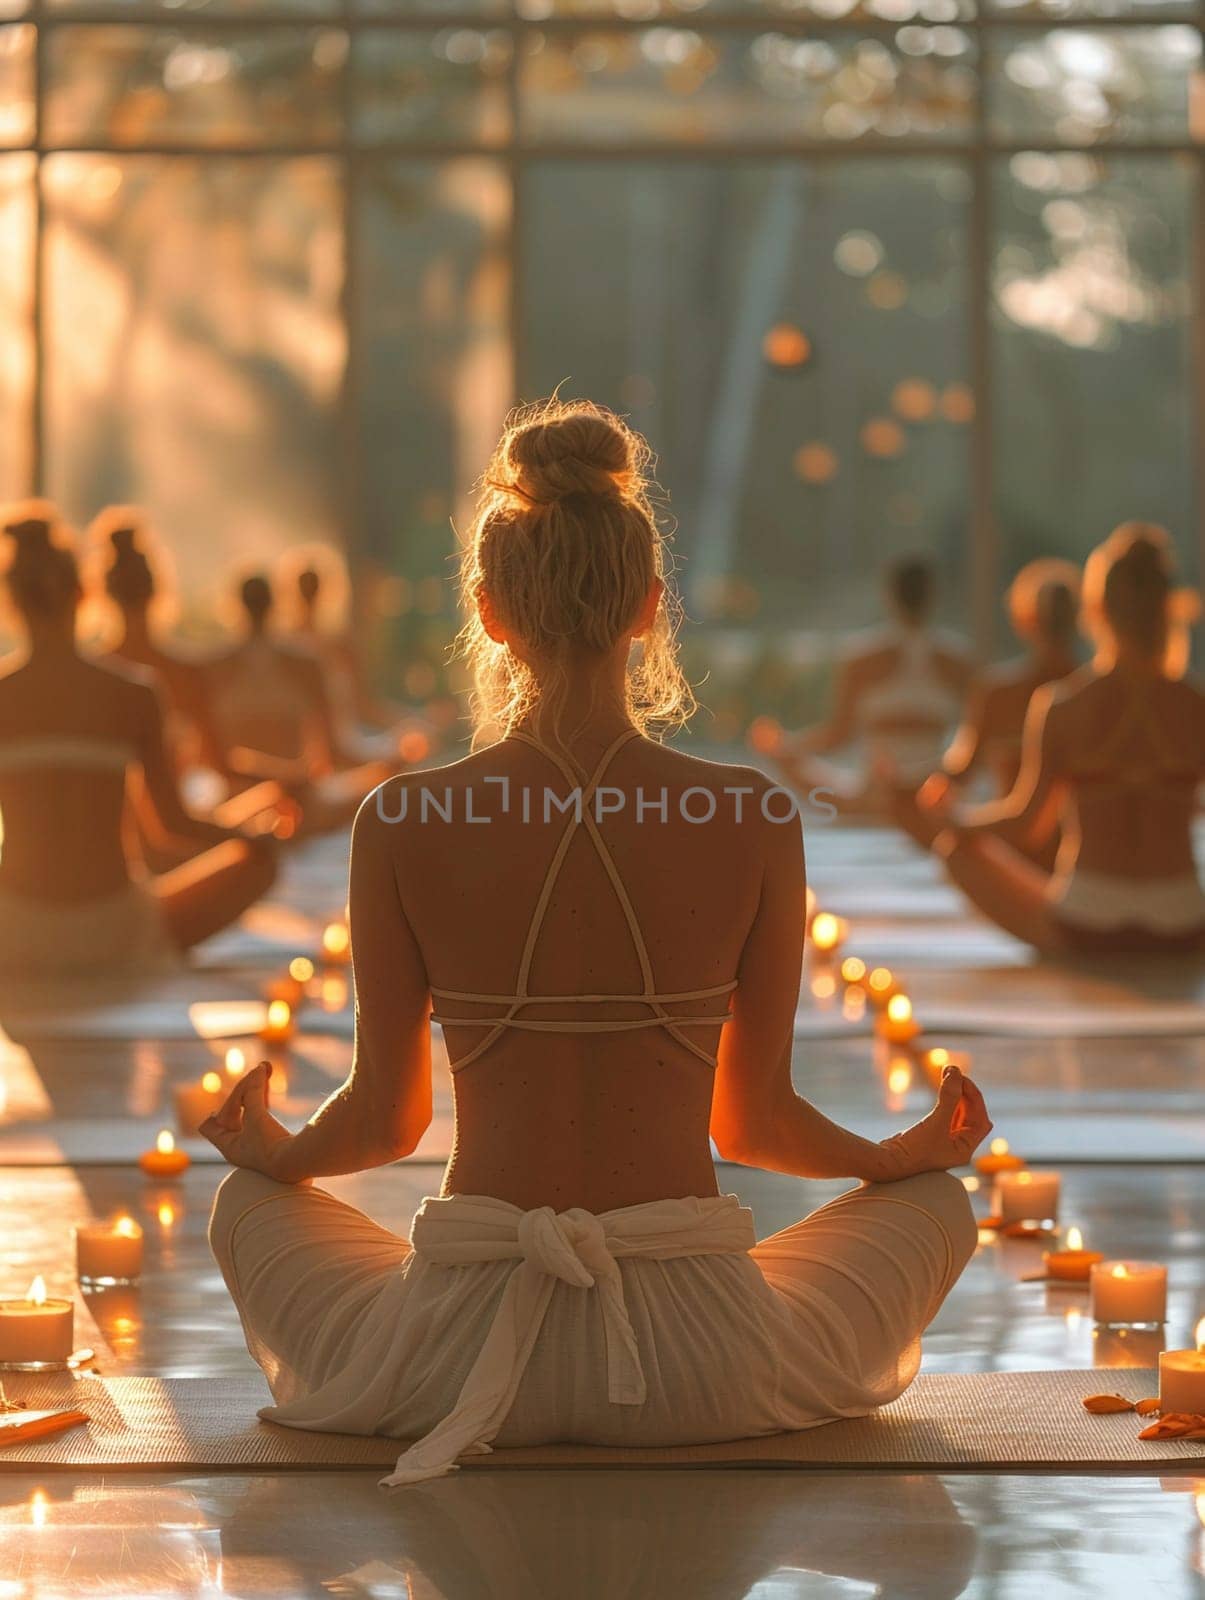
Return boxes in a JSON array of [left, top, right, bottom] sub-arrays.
[[381, 1191, 756, 1487]]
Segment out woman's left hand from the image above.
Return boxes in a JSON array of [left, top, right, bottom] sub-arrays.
[[200, 1061, 302, 1182]]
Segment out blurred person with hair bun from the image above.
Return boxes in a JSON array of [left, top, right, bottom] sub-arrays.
[[768, 556, 970, 815], [205, 399, 985, 1484], [205, 568, 393, 831], [896, 523, 1205, 954], [0, 503, 276, 976]]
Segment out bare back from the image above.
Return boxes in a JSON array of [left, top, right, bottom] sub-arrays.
[[377, 734, 775, 1213]]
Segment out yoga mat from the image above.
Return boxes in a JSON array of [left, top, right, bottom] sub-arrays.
[[0, 990, 353, 1044], [1, 1370, 1200, 1472]]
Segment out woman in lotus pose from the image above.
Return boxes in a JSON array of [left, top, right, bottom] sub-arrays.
[[896, 522, 1205, 953], [206, 402, 986, 1485], [771, 558, 969, 814], [0, 506, 275, 976]]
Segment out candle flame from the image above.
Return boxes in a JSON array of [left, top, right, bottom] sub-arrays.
[[886, 994, 912, 1024], [157, 1202, 176, 1228], [1017, 1172, 1032, 1186], [841, 957, 866, 984], [115, 1216, 139, 1238], [990, 1137, 1009, 1156], [224, 1047, 246, 1078], [1111, 1264, 1128, 1280], [887, 1062, 912, 1095], [156, 1130, 175, 1155], [1195, 1316, 1205, 1350], [266, 1000, 292, 1030], [928, 1048, 950, 1070], [322, 922, 350, 958], [201, 1071, 222, 1094], [288, 957, 314, 983], [27, 1276, 46, 1306], [811, 913, 841, 950], [1066, 1227, 1083, 1252], [868, 967, 894, 993]]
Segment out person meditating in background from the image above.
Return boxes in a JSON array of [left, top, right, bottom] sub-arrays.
[[206, 570, 392, 831], [0, 506, 276, 976], [205, 399, 987, 1486], [771, 557, 969, 814], [895, 522, 1205, 954]]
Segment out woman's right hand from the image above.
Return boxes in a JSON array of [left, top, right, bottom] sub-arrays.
[[877, 1067, 993, 1182]]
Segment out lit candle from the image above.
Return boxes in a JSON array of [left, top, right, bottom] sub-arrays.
[[1090, 1260, 1168, 1327], [138, 1129, 190, 1180], [1044, 1226, 1104, 1283], [259, 1000, 295, 1045], [995, 1168, 1061, 1225], [289, 956, 315, 986], [224, 1047, 247, 1080], [1158, 1318, 1205, 1413], [840, 956, 867, 991], [975, 1137, 1026, 1177], [920, 1046, 972, 1090], [876, 992, 921, 1045], [886, 1056, 913, 1097], [809, 913, 846, 963], [173, 1071, 226, 1137], [321, 921, 351, 966], [866, 967, 898, 1010], [0, 1278, 74, 1368], [75, 1216, 144, 1287]]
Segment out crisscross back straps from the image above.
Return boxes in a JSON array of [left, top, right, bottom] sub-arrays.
[[430, 730, 735, 1071]]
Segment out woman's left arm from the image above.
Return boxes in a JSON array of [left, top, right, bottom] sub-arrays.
[[203, 784, 433, 1181], [946, 685, 1063, 848]]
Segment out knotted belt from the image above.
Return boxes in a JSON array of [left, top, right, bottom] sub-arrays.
[[381, 1191, 756, 1487]]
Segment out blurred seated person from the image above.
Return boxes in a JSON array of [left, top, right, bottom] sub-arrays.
[[769, 557, 970, 814], [206, 571, 393, 829], [895, 523, 1205, 955], [0, 505, 276, 977], [91, 508, 289, 837]]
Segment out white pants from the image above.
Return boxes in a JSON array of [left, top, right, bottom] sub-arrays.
[[211, 1168, 976, 1482]]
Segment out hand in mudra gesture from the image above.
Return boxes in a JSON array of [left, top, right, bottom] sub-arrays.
[[200, 1060, 304, 1183], [880, 1066, 992, 1181]]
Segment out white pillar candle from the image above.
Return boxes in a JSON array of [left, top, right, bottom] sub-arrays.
[[995, 1168, 1061, 1225], [0, 1277, 74, 1366], [173, 1071, 226, 1137], [1158, 1318, 1205, 1413], [1090, 1260, 1168, 1327], [75, 1216, 144, 1286]]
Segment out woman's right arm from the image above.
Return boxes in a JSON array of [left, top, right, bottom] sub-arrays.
[[710, 797, 991, 1182]]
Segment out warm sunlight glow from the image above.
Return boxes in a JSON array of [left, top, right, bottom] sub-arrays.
[[225, 1047, 247, 1078], [990, 1137, 1009, 1157], [868, 967, 894, 993], [886, 994, 912, 1024], [201, 1072, 222, 1094], [887, 1062, 912, 1094], [156, 1130, 175, 1155], [289, 957, 315, 984], [115, 1216, 139, 1238], [841, 957, 866, 984], [27, 1277, 46, 1306], [1066, 1227, 1084, 1252]]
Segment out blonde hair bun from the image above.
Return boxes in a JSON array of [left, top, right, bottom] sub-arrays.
[[497, 408, 637, 507]]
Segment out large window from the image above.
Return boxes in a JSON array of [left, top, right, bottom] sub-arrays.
[[1, 1, 1201, 677]]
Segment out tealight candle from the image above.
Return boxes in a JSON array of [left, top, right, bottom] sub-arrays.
[[810, 913, 846, 961], [173, 1071, 226, 1137], [876, 992, 921, 1045], [840, 956, 868, 991], [289, 956, 315, 986], [1158, 1318, 1205, 1413], [1044, 1226, 1104, 1283], [1090, 1260, 1167, 1327], [138, 1129, 190, 1179], [321, 921, 352, 966], [995, 1168, 1061, 1225], [866, 968, 898, 1010], [921, 1046, 972, 1090], [259, 999, 295, 1045], [975, 1137, 1026, 1177], [75, 1216, 144, 1287], [0, 1277, 74, 1368]]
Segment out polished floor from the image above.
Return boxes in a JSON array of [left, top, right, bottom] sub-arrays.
[[1, 823, 1203, 1598]]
